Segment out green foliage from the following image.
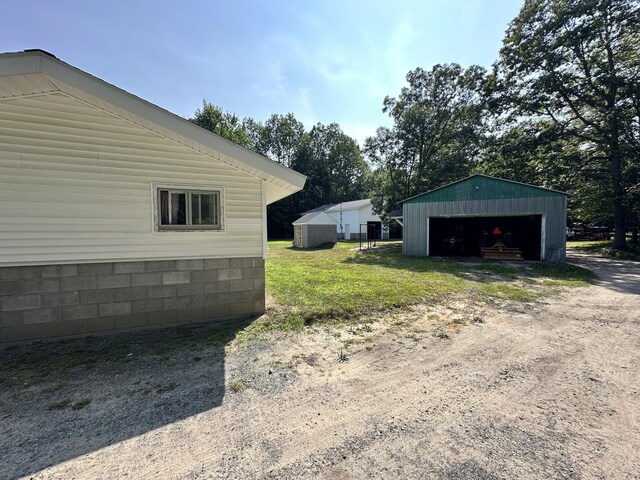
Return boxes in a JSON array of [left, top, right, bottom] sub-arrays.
[[294, 123, 371, 209], [496, 0, 640, 248], [364, 64, 487, 217], [189, 101, 251, 148], [188, 105, 369, 238], [253, 113, 305, 168], [337, 349, 348, 362]]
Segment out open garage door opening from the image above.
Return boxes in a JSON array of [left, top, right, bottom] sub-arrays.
[[428, 215, 542, 260]]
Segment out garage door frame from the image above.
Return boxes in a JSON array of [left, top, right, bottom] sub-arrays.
[[425, 213, 546, 261]]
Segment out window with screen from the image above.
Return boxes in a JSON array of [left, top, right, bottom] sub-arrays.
[[156, 186, 222, 231]]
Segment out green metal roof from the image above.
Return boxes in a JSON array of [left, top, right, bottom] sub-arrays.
[[403, 174, 567, 204]]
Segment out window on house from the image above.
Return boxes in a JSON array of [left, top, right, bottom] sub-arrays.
[[156, 187, 222, 231]]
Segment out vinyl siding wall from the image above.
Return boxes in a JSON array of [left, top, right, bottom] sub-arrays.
[[0, 92, 263, 266]]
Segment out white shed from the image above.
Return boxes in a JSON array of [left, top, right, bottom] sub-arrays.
[[0, 50, 306, 342], [297, 199, 388, 241]]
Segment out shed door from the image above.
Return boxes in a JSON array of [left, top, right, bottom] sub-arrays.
[[296, 225, 302, 247]]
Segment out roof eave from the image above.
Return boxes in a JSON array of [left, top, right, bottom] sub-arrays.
[[398, 173, 568, 204], [0, 51, 307, 198]]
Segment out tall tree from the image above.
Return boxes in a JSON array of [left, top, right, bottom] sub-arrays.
[[256, 114, 307, 238], [189, 101, 251, 148], [498, 0, 640, 248], [187, 102, 370, 238], [365, 64, 487, 217], [295, 123, 370, 209], [258, 114, 305, 168]]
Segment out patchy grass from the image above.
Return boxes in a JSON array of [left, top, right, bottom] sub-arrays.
[[1, 241, 597, 384], [568, 240, 640, 260], [337, 349, 349, 363], [228, 379, 248, 393], [265, 241, 593, 327]]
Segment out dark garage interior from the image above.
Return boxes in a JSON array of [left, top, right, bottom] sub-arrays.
[[429, 215, 542, 260]]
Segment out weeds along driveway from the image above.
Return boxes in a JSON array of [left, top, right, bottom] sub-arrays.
[[1, 252, 638, 479]]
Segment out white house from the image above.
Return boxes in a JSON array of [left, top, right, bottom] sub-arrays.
[[294, 199, 387, 242], [0, 50, 306, 342]]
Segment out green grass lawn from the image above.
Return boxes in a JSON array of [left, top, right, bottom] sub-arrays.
[[264, 240, 595, 329], [568, 239, 640, 260]]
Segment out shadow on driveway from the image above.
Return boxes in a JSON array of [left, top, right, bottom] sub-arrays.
[[568, 252, 640, 295], [0, 318, 254, 479]]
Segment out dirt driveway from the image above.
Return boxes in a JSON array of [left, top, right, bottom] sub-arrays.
[[2, 253, 639, 479]]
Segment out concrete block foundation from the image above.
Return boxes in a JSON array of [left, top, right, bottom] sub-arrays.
[[0, 257, 265, 343]]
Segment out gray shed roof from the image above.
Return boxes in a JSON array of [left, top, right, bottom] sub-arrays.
[[293, 211, 337, 225]]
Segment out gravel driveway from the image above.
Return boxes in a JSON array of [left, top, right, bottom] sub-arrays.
[[1, 252, 639, 479]]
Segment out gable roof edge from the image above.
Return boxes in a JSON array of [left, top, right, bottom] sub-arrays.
[[400, 174, 567, 204], [0, 50, 306, 202]]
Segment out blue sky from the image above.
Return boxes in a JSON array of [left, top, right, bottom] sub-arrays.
[[2, 0, 522, 146]]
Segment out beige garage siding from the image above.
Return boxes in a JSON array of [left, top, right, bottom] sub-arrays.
[[0, 92, 264, 266]]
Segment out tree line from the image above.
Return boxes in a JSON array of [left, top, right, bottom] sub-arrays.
[[191, 0, 639, 247], [190, 105, 371, 238]]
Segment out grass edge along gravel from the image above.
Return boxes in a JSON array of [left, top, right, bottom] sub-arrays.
[[568, 239, 640, 260], [260, 240, 595, 333], [1, 241, 595, 380]]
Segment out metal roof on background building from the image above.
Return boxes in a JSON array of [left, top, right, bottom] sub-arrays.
[[300, 204, 333, 215], [402, 174, 567, 204], [301, 199, 371, 215]]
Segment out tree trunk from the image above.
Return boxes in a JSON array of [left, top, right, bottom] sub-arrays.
[[609, 137, 626, 249], [610, 172, 626, 249], [632, 227, 638, 245]]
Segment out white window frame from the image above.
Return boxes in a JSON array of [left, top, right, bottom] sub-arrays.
[[152, 183, 225, 232]]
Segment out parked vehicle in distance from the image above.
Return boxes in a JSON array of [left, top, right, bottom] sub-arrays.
[[571, 223, 612, 241]]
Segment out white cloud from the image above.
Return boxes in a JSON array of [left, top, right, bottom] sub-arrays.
[[340, 122, 379, 148]]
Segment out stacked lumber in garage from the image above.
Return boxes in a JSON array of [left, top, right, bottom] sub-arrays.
[[481, 246, 523, 261]]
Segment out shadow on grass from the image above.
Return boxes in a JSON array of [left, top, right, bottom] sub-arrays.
[[0, 317, 254, 479], [570, 240, 640, 261], [343, 244, 596, 285], [287, 242, 337, 251]]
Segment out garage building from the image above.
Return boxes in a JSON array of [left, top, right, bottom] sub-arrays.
[[401, 175, 567, 262]]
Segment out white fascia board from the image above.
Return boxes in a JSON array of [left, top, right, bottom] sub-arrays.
[[0, 52, 307, 199], [0, 52, 43, 76]]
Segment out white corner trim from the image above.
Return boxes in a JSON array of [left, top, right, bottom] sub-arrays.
[[262, 180, 268, 259]]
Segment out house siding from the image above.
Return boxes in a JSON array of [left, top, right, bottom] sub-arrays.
[[0, 92, 264, 266]]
